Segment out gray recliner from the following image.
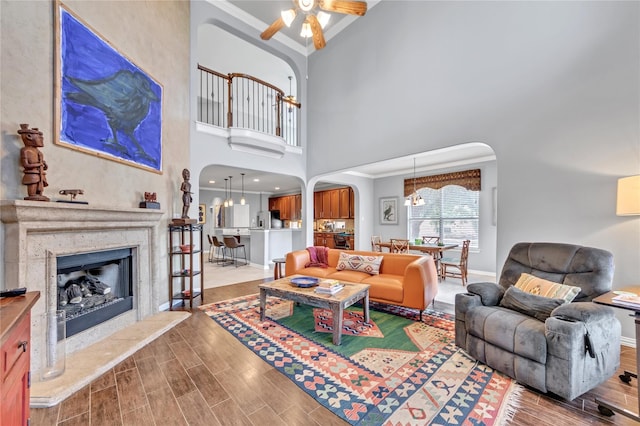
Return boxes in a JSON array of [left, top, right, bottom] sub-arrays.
[[455, 242, 620, 400]]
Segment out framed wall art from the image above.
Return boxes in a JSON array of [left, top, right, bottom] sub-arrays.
[[54, 3, 163, 173], [380, 197, 398, 225]]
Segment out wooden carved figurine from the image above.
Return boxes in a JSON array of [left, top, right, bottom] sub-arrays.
[[180, 168, 193, 218], [18, 124, 49, 201]]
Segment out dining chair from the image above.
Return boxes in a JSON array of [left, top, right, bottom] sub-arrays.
[[390, 238, 409, 253], [440, 239, 470, 285], [223, 236, 247, 267], [371, 235, 382, 252], [421, 236, 440, 244]]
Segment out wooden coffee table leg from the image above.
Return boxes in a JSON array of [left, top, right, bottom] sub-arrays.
[[363, 291, 370, 323], [259, 289, 267, 321], [332, 303, 343, 345]]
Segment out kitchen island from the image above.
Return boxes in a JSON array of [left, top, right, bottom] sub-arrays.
[[250, 228, 302, 268]]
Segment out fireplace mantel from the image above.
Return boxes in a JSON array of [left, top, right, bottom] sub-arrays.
[[1, 199, 164, 224]]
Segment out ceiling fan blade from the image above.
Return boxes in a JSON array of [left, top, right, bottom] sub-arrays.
[[307, 15, 326, 50], [319, 0, 367, 16], [261, 16, 285, 40]]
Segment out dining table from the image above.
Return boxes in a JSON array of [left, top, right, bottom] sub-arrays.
[[378, 241, 459, 278], [378, 241, 458, 256]]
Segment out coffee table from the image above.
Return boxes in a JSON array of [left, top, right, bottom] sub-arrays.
[[259, 275, 370, 345]]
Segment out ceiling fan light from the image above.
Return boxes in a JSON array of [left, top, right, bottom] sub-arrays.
[[317, 11, 331, 29], [300, 21, 312, 38], [281, 9, 296, 27], [298, 0, 314, 12], [404, 198, 411, 207]]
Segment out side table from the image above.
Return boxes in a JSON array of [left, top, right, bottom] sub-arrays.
[[272, 258, 286, 280], [593, 287, 640, 422]]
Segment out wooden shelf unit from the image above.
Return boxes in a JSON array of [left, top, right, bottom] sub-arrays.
[[168, 223, 204, 309]]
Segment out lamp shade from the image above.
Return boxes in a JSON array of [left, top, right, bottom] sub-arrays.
[[617, 175, 640, 216]]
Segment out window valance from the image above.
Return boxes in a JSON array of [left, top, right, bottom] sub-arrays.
[[404, 169, 481, 196]]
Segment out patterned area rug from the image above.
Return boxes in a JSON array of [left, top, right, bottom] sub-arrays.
[[200, 295, 522, 425]]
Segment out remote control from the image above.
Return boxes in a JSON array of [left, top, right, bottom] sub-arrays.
[[0, 287, 27, 297]]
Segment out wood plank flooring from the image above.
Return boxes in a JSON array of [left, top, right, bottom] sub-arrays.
[[31, 279, 640, 425]]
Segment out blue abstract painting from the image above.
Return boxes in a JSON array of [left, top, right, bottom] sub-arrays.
[[57, 5, 162, 172]]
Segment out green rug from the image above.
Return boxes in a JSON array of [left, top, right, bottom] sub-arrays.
[[200, 294, 522, 425]]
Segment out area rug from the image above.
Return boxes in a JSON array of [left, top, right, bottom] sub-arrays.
[[200, 295, 522, 425]]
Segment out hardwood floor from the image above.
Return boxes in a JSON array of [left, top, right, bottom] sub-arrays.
[[31, 280, 639, 425]]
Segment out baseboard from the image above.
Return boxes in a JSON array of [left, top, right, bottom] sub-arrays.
[[621, 336, 636, 348], [468, 269, 496, 278]]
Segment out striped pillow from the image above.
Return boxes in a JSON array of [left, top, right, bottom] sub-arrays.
[[336, 252, 383, 275], [514, 273, 581, 303]]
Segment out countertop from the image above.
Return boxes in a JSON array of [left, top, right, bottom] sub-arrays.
[[0, 291, 40, 338]]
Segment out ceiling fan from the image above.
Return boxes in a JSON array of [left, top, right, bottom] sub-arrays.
[[260, 0, 367, 50]]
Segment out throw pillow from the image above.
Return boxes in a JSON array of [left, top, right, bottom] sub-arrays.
[[514, 273, 581, 303], [336, 252, 383, 275], [500, 286, 565, 321]]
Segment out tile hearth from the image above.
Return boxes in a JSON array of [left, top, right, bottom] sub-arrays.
[[30, 311, 189, 408]]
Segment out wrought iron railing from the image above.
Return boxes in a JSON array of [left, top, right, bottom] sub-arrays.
[[197, 65, 301, 146]]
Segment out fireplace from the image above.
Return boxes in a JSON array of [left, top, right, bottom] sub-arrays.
[[57, 248, 134, 338], [0, 200, 164, 385]]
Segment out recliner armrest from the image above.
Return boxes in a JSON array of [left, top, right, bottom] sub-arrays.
[[551, 301, 616, 324], [466, 282, 504, 306]]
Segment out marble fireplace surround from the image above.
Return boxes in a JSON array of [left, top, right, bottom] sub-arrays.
[[1, 200, 189, 407]]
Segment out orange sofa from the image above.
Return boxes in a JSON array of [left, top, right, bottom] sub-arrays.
[[285, 249, 439, 317]]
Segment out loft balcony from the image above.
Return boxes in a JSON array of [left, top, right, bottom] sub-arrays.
[[196, 65, 300, 158]]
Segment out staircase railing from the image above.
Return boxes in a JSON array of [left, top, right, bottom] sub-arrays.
[[197, 65, 301, 147]]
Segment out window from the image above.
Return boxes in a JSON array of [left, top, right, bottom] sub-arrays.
[[408, 185, 479, 248]]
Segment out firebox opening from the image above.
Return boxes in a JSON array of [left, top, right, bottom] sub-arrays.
[[57, 248, 133, 338]]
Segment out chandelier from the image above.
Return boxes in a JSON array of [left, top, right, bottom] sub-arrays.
[[405, 158, 425, 206]]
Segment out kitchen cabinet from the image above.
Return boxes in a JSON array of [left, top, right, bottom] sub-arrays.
[[321, 191, 332, 219], [349, 187, 355, 218], [314, 232, 354, 250], [293, 194, 301, 221], [339, 188, 350, 218], [314, 192, 323, 219], [269, 195, 301, 221], [330, 190, 339, 218], [313, 187, 355, 220], [1, 291, 40, 426]]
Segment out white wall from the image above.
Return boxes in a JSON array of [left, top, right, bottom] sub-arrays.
[[304, 2, 639, 337]]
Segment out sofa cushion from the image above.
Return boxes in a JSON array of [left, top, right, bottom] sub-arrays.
[[500, 286, 565, 321], [326, 269, 371, 283], [362, 274, 404, 303], [336, 252, 383, 275], [295, 266, 337, 278], [466, 306, 547, 364], [515, 273, 581, 303]]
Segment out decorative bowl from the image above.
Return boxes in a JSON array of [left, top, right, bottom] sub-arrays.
[[289, 276, 319, 288], [180, 244, 192, 253]]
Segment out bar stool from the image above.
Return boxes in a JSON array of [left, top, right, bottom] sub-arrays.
[[223, 236, 247, 267], [272, 258, 286, 280]]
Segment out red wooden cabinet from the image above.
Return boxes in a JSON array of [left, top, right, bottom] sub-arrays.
[[1, 292, 40, 426]]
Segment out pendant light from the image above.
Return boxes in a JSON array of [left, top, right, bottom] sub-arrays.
[[240, 173, 246, 205], [228, 176, 234, 206], [405, 158, 425, 206], [223, 178, 229, 208]]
